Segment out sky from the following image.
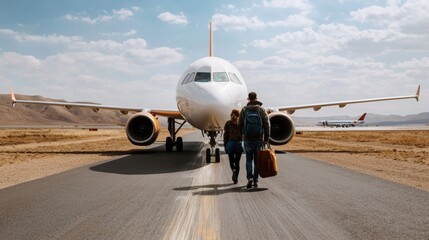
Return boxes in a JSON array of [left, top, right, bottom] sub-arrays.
[[0, 0, 427, 117]]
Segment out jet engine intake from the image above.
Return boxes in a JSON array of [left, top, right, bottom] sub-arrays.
[[268, 112, 295, 145], [126, 112, 160, 146]]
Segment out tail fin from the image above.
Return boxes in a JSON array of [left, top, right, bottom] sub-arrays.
[[209, 22, 213, 57], [358, 113, 367, 121]]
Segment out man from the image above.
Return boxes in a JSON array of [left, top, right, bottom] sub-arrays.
[[239, 92, 270, 189]]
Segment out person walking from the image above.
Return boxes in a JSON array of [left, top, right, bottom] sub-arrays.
[[223, 109, 243, 184], [239, 92, 270, 189]]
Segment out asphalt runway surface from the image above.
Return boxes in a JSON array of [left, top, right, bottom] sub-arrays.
[[1, 132, 428, 240]]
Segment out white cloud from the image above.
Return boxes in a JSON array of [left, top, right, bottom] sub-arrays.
[[263, 0, 313, 13], [223, 4, 235, 10], [158, 12, 188, 25], [102, 30, 138, 37], [0, 29, 183, 68], [62, 7, 139, 24], [351, 0, 429, 34], [393, 57, 429, 69], [212, 14, 265, 31], [238, 49, 247, 54], [0, 28, 82, 44], [0, 29, 184, 104], [251, 22, 429, 59], [266, 14, 315, 28], [0, 39, 183, 108], [252, 27, 331, 51], [212, 14, 313, 31], [113, 8, 135, 20], [0, 52, 41, 69]]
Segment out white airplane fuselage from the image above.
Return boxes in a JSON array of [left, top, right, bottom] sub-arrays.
[[176, 56, 248, 131]]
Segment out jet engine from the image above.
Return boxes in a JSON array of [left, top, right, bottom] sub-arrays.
[[125, 112, 160, 146], [268, 112, 296, 145]]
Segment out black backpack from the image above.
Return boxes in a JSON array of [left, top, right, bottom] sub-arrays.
[[244, 107, 263, 138]]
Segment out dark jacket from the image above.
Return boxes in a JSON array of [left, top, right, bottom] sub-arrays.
[[239, 100, 270, 142], [223, 120, 243, 154], [223, 120, 242, 145]]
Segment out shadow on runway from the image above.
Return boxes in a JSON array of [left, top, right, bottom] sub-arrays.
[[173, 183, 268, 195], [0, 150, 136, 155], [89, 142, 206, 175]]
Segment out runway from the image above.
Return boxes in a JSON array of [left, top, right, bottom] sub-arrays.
[[0, 132, 428, 240]]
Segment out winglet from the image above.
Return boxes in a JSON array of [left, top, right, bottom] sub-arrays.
[[10, 87, 16, 107], [415, 85, 420, 101]]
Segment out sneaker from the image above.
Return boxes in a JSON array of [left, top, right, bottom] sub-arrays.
[[232, 170, 238, 184], [253, 180, 258, 188], [246, 179, 253, 189]]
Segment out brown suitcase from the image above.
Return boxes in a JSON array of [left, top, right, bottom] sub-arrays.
[[257, 146, 278, 178]]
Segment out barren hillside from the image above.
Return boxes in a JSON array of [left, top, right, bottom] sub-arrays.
[[0, 94, 129, 126]]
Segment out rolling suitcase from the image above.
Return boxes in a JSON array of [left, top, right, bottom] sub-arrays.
[[257, 144, 278, 178]]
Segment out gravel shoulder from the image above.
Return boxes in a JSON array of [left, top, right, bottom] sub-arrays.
[[1, 129, 428, 192]]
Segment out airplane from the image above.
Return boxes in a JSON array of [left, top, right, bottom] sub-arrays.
[[9, 23, 421, 163], [318, 113, 367, 128]]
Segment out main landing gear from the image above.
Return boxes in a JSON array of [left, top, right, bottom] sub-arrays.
[[166, 117, 186, 152], [203, 131, 221, 163]]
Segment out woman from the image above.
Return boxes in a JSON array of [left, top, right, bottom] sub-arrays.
[[223, 109, 243, 184]]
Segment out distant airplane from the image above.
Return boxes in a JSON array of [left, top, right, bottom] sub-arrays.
[[9, 22, 421, 163], [318, 113, 367, 128]]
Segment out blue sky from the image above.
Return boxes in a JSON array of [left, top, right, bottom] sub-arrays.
[[0, 0, 427, 117]]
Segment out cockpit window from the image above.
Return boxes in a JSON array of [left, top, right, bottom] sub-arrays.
[[181, 72, 195, 85], [194, 72, 211, 82], [185, 72, 195, 84], [213, 72, 230, 82], [228, 72, 242, 85], [180, 73, 190, 85]]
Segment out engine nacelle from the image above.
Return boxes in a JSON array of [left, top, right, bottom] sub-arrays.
[[125, 112, 160, 146], [268, 112, 296, 145]]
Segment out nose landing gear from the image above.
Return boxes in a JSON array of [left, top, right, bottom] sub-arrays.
[[204, 131, 221, 163]]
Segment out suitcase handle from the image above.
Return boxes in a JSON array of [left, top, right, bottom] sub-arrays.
[[262, 142, 271, 150]]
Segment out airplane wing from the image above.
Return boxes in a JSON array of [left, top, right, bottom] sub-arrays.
[[272, 85, 420, 115], [147, 109, 184, 119], [10, 89, 184, 119]]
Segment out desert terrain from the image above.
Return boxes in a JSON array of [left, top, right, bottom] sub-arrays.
[[0, 128, 428, 192]]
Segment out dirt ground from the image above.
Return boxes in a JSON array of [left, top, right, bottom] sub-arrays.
[[275, 131, 429, 192], [0, 129, 428, 192]]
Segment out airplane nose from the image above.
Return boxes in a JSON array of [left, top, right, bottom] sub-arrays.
[[192, 83, 237, 130], [194, 83, 234, 109]]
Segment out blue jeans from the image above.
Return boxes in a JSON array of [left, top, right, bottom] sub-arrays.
[[244, 141, 263, 182]]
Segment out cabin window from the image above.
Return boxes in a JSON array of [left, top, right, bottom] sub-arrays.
[[228, 72, 242, 85], [213, 72, 230, 82], [194, 72, 211, 82]]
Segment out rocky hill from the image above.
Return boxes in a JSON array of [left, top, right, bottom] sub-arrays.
[[0, 94, 130, 126]]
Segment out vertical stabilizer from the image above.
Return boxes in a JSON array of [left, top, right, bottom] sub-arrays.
[[358, 113, 367, 121], [209, 22, 213, 57]]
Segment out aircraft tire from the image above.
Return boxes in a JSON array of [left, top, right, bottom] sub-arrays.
[[176, 137, 183, 152], [166, 137, 174, 152], [206, 148, 211, 163], [215, 148, 220, 163]]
